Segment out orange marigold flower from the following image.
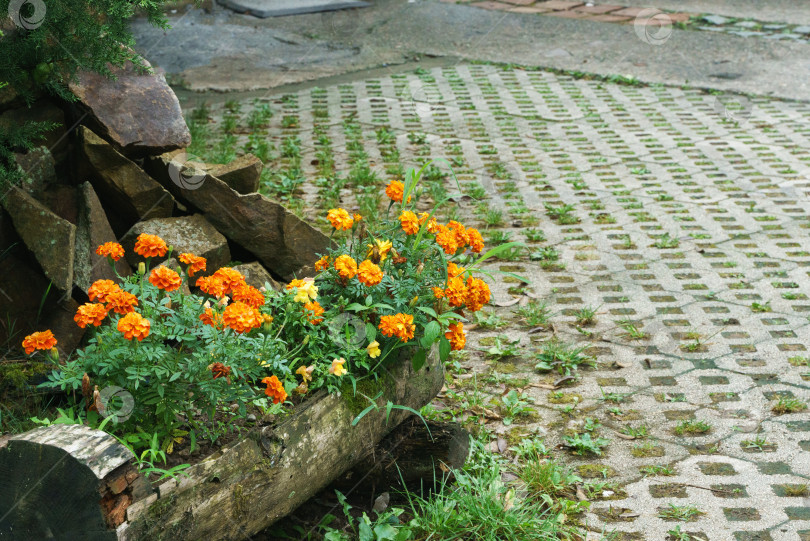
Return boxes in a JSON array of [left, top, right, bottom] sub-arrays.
[[88, 279, 121, 303], [149, 265, 182, 292], [196, 275, 228, 298], [334, 254, 358, 280], [95, 242, 124, 261], [231, 282, 265, 309], [357, 260, 383, 287], [466, 228, 485, 253], [314, 255, 330, 272], [445, 322, 466, 351], [434, 225, 459, 255], [353, 213, 363, 223], [447, 262, 466, 279], [262, 375, 287, 404], [447, 221, 468, 250], [209, 362, 231, 380], [419, 212, 439, 233], [432, 286, 445, 299], [304, 301, 324, 324], [199, 306, 223, 329], [444, 276, 467, 307], [327, 208, 354, 230], [399, 211, 420, 235], [385, 180, 411, 203], [74, 303, 108, 328], [465, 277, 491, 312], [212, 267, 245, 295], [22, 330, 57, 355], [222, 301, 262, 333], [133, 233, 168, 258], [106, 289, 138, 315], [378, 313, 415, 342], [117, 312, 151, 341], [178, 253, 207, 276]]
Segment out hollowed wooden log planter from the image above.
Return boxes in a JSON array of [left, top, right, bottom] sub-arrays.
[[0, 350, 444, 540]]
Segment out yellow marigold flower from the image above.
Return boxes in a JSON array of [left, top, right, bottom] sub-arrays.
[[378, 313, 415, 342], [117, 312, 151, 341], [232, 282, 265, 308], [327, 208, 354, 230], [432, 286, 445, 299], [133, 233, 167, 258], [314, 255, 330, 272], [95, 242, 124, 261], [22, 330, 57, 355], [149, 265, 182, 292], [88, 279, 120, 303], [222, 301, 262, 333], [304, 301, 324, 324], [366, 239, 392, 263], [262, 375, 287, 404], [434, 225, 459, 255], [444, 276, 467, 307], [447, 262, 465, 279], [329, 358, 348, 377], [466, 227, 485, 253], [106, 289, 138, 315], [296, 365, 314, 383], [445, 322, 466, 351], [74, 303, 108, 328], [399, 211, 420, 235], [178, 253, 207, 277], [287, 278, 318, 303], [353, 213, 363, 222], [212, 267, 245, 295], [367, 340, 381, 358], [357, 259, 383, 287], [334, 254, 358, 280], [465, 277, 491, 312]]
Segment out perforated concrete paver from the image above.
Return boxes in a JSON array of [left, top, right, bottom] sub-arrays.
[[198, 63, 810, 539]]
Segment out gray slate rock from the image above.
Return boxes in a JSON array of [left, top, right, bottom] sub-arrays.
[[146, 153, 331, 280], [122, 214, 231, 275], [78, 126, 174, 233], [74, 182, 132, 292], [13, 147, 56, 197], [232, 262, 281, 291], [1, 186, 75, 291], [68, 60, 190, 157], [206, 154, 263, 194]]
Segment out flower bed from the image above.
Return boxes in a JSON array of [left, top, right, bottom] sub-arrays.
[[16, 166, 499, 482]]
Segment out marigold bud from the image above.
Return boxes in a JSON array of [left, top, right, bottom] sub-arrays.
[[137, 262, 146, 275], [50, 347, 59, 362]]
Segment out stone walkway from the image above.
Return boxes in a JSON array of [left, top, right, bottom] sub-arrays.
[[198, 63, 810, 540]]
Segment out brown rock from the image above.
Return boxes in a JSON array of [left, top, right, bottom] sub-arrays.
[[69, 60, 190, 157], [146, 154, 331, 280], [74, 182, 132, 292], [0, 99, 66, 160], [207, 154, 263, 194], [43, 299, 86, 358], [77, 126, 174, 234], [121, 214, 230, 274], [1, 186, 75, 291], [13, 147, 56, 197], [232, 262, 281, 291]]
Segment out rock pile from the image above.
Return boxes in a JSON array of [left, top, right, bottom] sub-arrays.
[[1, 67, 329, 354]]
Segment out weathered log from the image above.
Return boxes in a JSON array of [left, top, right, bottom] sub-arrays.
[[0, 350, 444, 540], [331, 420, 470, 495]]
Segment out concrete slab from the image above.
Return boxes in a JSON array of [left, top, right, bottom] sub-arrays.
[[217, 0, 369, 18]]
